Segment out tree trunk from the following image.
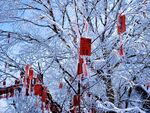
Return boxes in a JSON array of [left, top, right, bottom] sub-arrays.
[[105, 78, 115, 103]]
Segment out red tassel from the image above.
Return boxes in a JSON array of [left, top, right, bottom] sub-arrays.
[[119, 44, 124, 56], [84, 18, 89, 33], [117, 14, 126, 34], [77, 63, 83, 75], [83, 61, 88, 77]]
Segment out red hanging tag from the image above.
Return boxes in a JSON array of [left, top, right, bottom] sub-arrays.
[[34, 84, 42, 96], [80, 37, 91, 56], [59, 82, 63, 89], [117, 14, 126, 34], [73, 95, 80, 106], [119, 44, 124, 56], [29, 68, 34, 80]]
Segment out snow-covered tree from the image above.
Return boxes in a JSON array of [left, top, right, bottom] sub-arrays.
[[0, 0, 150, 112]]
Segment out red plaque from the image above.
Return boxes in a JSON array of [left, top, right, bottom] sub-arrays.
[[80, 37, 91, 56], [117, 14, 126, 34]]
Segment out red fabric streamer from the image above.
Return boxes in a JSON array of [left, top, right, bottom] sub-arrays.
[[77, 57, 84, 75], [83, 60, 88, 77], [77, 63, 83, 75], [119, 44, 124, 56], [84, 18, 89, 33]]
